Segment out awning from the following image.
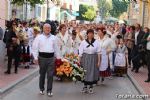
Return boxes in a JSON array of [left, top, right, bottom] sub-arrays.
[[71, 11, 79, 16], [60, 10, 74, 20]]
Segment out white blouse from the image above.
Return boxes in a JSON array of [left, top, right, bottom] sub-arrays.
[[98, 35, 116, 51], [79, 39, 101, 57], [56, 32, 72, 57]]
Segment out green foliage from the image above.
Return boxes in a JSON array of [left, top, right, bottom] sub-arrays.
[[77, 4, 96, 21], [97, 0, 112, 19], [109, 0, 129, 18], [11, 0, 45, 7]]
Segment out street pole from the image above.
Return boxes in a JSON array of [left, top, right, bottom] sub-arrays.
[[25, 0, 28, 21], [47, 0, 49, 19], [142, 0, 146, 27], [128, 1, 130, 20], [128, 0, 131, 25]]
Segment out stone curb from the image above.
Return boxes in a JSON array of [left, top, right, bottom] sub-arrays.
[[0, 68, 39, 94], [127, 73, 148, 100]]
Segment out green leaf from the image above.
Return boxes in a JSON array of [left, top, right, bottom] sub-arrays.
[[11, 0, 45, 7]]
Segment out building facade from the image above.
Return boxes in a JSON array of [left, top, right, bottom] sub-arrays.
[[34, 0, 80, 22], [60, 0, 79, 22], [128, 0, 150, 28], [140, 0, 150, 28], [0, 0, 9, 29]]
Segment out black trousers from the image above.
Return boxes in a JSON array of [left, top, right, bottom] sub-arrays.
[[127, 47, 132, 65], [38, 56, 55, 92], [7, 48, 20, 73], [146, 50, 150, 80], [131, 45, 142, 71]]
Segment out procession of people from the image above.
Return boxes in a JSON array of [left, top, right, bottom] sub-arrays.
[[2, 18, 150, 97]]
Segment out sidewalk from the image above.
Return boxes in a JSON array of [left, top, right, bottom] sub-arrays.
[[0, 64, 39, 94], [128, 67, 150, 96], [0, 40, 39, 94]]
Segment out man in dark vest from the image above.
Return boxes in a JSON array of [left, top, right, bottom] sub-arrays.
[[131, 23, 144, 73]]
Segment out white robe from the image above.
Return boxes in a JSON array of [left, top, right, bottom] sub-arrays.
[[56, 32, 72, 57], [98, 35, 114, 71]]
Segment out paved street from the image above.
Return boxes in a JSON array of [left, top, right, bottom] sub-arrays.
[[1, 76, 142, 100]]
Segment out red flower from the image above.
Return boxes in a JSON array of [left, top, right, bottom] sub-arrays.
[[55, 59, 63, 67]]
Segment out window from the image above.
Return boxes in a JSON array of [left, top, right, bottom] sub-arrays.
[[48, 8, 50, 19], [38, 7, 41, 17]]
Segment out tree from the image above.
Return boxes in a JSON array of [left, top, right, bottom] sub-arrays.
[[82, 8, 96, 21], [11, 0, 45, 7], [77, 4, 96, 21], [109, 0, 129, 18], [97, 0, 112, 20]]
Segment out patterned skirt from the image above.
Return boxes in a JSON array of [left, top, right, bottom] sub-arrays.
[[99, 68, 111, 77], [114, 66, 127, 75]]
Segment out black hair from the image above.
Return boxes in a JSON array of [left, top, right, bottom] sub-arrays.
[[116, 35, 122, 39], [86, 29, 94, 35], [130, 25, 135, 31], [72, 30, 76, 36]]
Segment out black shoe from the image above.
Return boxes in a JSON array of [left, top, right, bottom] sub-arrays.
[[101, 77, 104, 82], [119, 74, 123, 77], [4, 71, 10, 74], [135, 70, 139, 73], [81, 87, 88, 93], [24, 65, 30, 69], [40, 90, 44, 95], [26, 65, 30, 69], [15, 72, 18, 74], [131, 68, 135, 72], [145, 79, 150, 82], [88, 87, 94, 94], [15, 70, 18, 74], [47, 91, 53, 97]]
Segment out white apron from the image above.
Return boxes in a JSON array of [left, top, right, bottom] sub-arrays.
[[99, 48, 108, 71], [114, 53, 126, 67]]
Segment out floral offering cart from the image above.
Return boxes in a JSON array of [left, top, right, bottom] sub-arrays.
[[55, 53, 86, 82]]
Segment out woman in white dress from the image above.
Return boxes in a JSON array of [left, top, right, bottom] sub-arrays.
[[97, 27, 113, 83], [56, 24, 72, 57]]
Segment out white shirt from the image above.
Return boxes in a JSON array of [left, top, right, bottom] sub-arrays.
[[147, 34, 150, 50], [135, 31, 140, 45], [79, 39, 101, 57], [32, 33, 60, 60]]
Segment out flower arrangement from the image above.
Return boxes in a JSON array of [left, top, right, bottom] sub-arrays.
[[55, 53, 85, 82], [64, 53, 79, 62], [56, 60, 73, 77]]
